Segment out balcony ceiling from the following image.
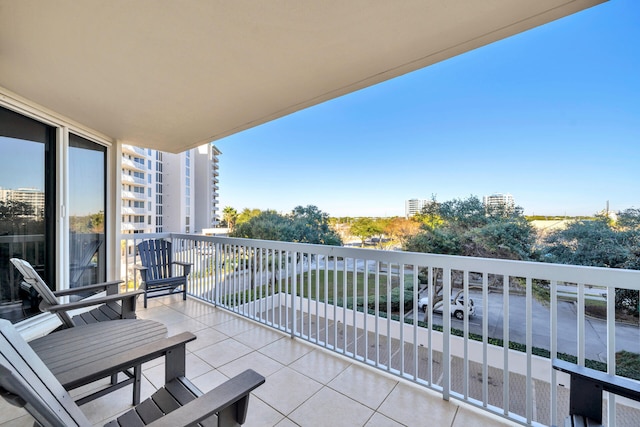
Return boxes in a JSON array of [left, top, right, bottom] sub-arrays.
[[0, 0, 605, 153]]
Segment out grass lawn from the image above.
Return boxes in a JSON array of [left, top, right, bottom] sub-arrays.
[[585, 298, 639, 325]]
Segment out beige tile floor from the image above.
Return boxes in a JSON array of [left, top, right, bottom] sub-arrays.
[[1, 295, 516, 426]]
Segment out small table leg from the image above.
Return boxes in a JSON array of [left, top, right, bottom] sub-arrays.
[[134, 365, 142, 405]]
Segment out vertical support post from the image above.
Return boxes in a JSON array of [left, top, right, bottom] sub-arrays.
[[442, 267, 451, 401], [550, 280, 558, 425], [291, 252, 297, 339], [525, 276, 533, 424], [503, 274, 510, 415]]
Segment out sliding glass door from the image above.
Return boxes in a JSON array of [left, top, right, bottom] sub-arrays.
[[0, 106, 55, 321]]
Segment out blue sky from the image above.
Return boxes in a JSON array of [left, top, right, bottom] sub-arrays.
[[216, 0, 639, 218]]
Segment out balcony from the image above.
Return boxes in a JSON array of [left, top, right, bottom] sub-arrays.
[[1, 294, 512, 426], [121, 190, 148, 202], [114, 233, 640, 426], [121, 206, 147, 215], [121, 157, 147, 173], [4, 233, 639, 426], [122, 144, 147, 157]]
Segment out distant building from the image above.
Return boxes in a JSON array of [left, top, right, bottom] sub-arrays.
[[0, 187, 45, 218], [194, 144, 221, 232], [405, 199, 429, 218], [483, 193, 515, 213]]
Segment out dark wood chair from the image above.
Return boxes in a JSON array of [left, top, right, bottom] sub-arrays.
[[10, 258, 143, 329], [0, 319, 265, 427], [553, 358, 640, 427], [136, 239, 192, 308]]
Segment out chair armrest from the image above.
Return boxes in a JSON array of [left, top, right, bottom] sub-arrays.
[[553, 358, 640, 400], [173, 261, 192, 267], [553, 358, 640, 424], [134, 264, 149, 282], [172, 261, 192, 276], [146, 369, 265, 427], [43, 290, 144, 313], [56, 332, 196, 389], [53, 280, 123, 297]]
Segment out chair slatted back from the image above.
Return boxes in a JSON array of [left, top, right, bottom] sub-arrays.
[[10, 258, 74, 328], [69, 235, 102, 288], [137, 239, 173, 281], [0, 319, 90, 427]]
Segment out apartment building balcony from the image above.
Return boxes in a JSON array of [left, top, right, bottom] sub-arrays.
[[121, 190, 148, 202], [121, 157, 147, 173], [121, 173, 147, 186], [121, 206, 147, 215], [121, 222, 150, 232], [112, 233, 640, 426], [122, 144, 147, 157]]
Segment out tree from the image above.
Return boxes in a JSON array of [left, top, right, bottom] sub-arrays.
[[222, 206, 238, 230], [413, 196, 444, 230], [289, 205, 342, 245], [70, 211, 104, 233], [542, 216, 628, 268], [403, 195, 536, 315], [542, 213, 640, 315], [349, 217, 383, 247], [236, 208, 262, 226], [384, 217, 421, 246], [404, 195, 536, 260], [230, 205, 342, 246]]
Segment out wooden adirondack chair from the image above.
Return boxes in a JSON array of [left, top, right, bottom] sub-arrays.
[[10, 258, 143, 329], [0, 319, 265, 427], [136, 239, 192, 308]]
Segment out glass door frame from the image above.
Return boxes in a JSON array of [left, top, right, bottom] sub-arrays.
[[0, 95, 115, 326]]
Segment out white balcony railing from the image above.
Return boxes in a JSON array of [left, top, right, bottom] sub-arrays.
[[121, 144, 147, 156], [121, 233, 640, 426], [121, 191, 147, 201], [121, 207, 147, 215], [121, 157, 146, 172]]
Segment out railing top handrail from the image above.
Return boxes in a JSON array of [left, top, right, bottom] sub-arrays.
[[0, 234, 46, 243]]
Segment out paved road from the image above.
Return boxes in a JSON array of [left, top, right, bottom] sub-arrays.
[[406, 290, 640, 362]]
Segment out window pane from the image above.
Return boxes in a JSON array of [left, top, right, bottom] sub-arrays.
[[69, 134, 106, 288]]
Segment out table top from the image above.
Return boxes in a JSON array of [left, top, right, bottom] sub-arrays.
[[30, 319, 168, 386]]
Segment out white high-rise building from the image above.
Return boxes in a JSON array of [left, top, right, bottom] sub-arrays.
[[121, 145, 152, 235], [483, 193, 515, 212], [121, 144, 221, 236], [194, 145, 221, 233], [405, 199, 429, 218]]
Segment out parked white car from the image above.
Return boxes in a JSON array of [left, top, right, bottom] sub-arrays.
[[418, 293, 475, 320]]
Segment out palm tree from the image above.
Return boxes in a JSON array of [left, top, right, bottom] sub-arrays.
[[222, 206, 238, 231]]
